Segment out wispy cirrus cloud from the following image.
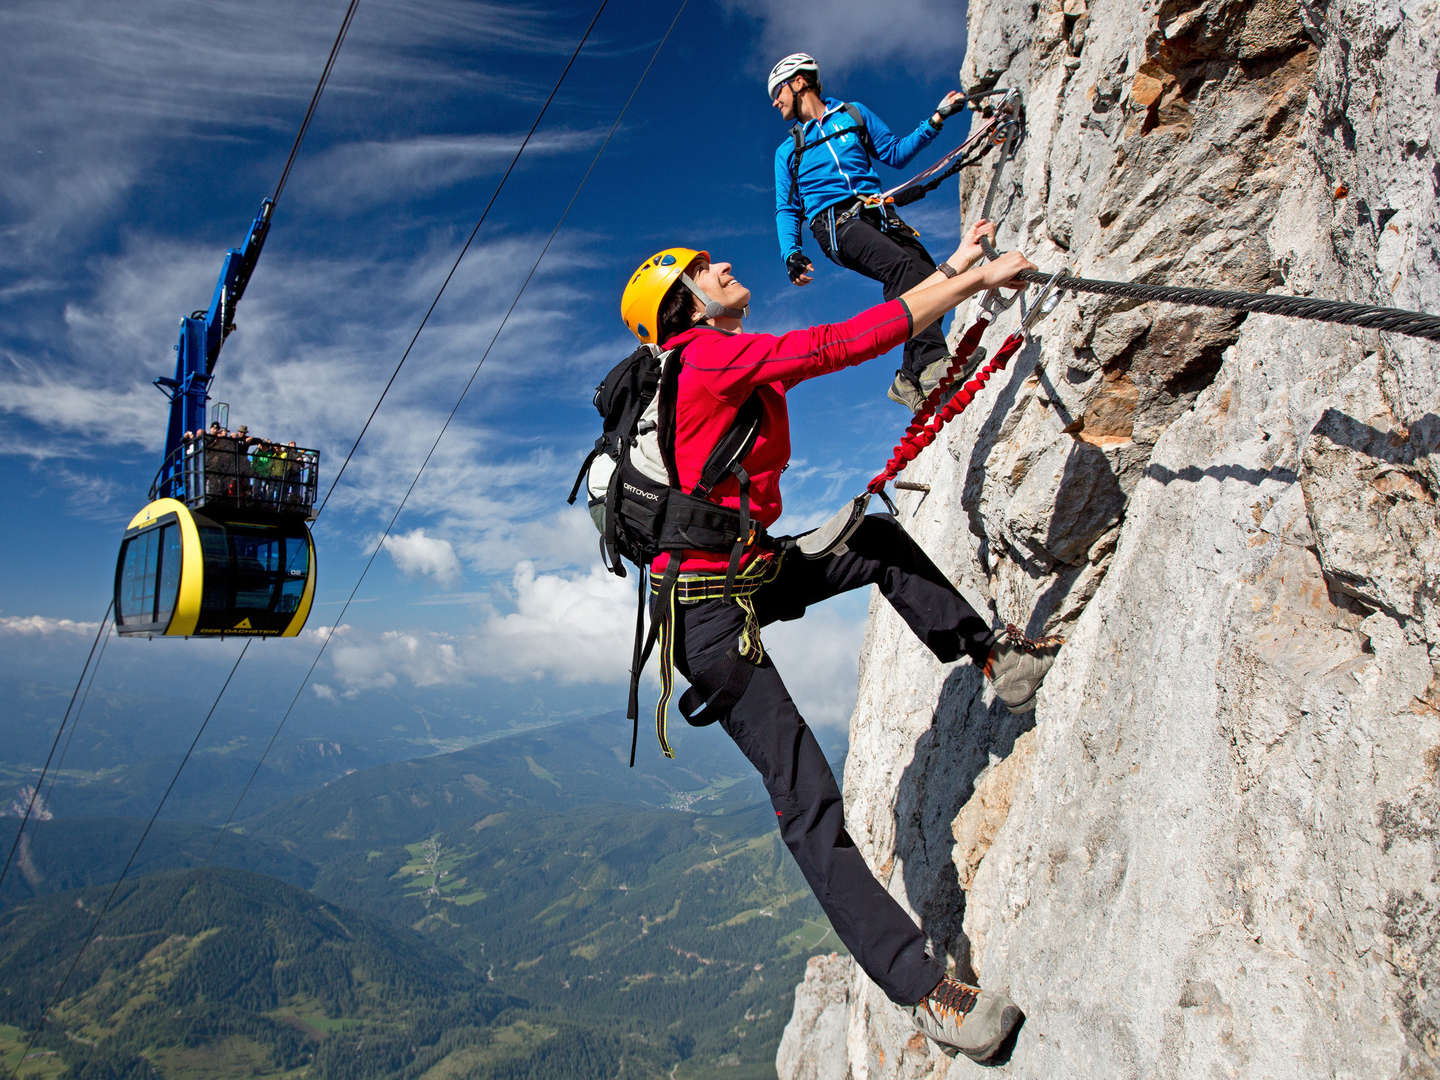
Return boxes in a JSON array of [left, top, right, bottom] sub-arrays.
[[720, 0, 968, 77], [297, 128, 611, 210]]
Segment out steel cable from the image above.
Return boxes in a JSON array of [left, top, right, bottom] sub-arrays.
[[0, 602, 112, 897], [1005, 265, 1440, 343]]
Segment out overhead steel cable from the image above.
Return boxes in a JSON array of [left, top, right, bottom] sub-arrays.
[[313, 0, 611, 520], [209, 0, 691, 850], [272, 0, 361, 208], [0, 601, 112, 897], [3, 641, 253, 1080], [204, 0, 621, 847], [42, 623, 115, 807]]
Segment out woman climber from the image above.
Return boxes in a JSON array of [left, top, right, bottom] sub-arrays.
[[617, 220, 1059, 1060]]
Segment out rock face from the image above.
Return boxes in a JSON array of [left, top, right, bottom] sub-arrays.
[[779, 0, 1439, 1076]]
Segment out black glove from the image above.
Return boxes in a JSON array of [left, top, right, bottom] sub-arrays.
[[936, 92, 966, 120], [786, 251, 813, 283]]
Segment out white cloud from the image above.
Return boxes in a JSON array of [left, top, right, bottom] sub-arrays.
[[472, 561, 638, 684], [327, 628, 467, 693], [723, 0, 968, 74], [0, 615, 101, 636], [384, 528, 462, 584], [311, 557, 870, 734]]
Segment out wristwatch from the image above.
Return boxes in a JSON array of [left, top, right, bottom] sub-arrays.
[[937, 261, 960, 279]]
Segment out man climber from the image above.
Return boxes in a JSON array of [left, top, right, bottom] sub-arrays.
[[769, 51, 966, 412], [617, 221, 1059, 1060]]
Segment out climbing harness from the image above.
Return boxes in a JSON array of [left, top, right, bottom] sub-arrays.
[[649, 551, 783, 757], [569, 334, 768, 767]]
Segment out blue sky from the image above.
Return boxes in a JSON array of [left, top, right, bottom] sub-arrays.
[[0, 0, 973, 756]]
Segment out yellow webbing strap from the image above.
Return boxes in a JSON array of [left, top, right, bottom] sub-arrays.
[[654, 581, 680, 757], [650, 553, 783, 757]]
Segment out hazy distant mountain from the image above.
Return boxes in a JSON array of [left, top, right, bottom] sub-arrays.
[[246, 714, 768, 856], [0, 718, 846, 1077]]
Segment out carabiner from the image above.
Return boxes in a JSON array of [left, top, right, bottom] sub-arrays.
[[1020, 268, 1067, 332]]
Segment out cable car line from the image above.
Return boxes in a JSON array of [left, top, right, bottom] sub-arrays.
[[44, 623, 115, 808], [208, 0, 623, 849], [312, 0, 611, 521], [272, 0, 361, 209], [4, 642, 254, 1080], [208, 0, 690, 846], [10, 3, 679, 1066], [0, 602, 112, 897]]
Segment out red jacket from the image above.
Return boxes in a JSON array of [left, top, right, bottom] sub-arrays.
[[655, 298, 913, 572]]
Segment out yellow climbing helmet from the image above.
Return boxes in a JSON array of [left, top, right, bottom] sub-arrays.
[[621, 247, 705, 344]]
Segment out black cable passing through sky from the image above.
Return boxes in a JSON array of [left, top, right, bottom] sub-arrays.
[[199, 0, 620, 854], [0, 602, 112, 898], [42, 623, 114, 807], [207, 0, 692, 856], [4, 642, 253, 1080], [312, 0, 610, 519], [271, 0, 361, 209]]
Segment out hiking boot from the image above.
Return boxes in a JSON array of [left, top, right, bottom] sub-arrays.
[[984, 634, 1061, 711], [887, 370, 926, 412], [904, 977, 1023, 1061], [917, 357, 952, 397]]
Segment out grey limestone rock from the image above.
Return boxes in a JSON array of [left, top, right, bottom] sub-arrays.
[[779, 0, 1440, 1075]]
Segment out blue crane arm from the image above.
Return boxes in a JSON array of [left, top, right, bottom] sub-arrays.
[[155, 199, 274, 468]]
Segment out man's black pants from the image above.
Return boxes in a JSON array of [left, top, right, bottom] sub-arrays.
[[811, 206, 950, 384], [667, 515, 993, 1004]]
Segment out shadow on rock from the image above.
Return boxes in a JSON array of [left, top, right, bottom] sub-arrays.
[[891, 662, 1037, 983]]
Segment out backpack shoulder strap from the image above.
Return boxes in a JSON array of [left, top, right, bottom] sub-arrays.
[[693, 394, 763, 499], [654, 344, 684, 489], [843, 102, 875, 158], [787, 123, 804, 200]]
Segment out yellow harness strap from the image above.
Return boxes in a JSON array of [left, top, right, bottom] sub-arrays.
[[650, 552, 783, 757]]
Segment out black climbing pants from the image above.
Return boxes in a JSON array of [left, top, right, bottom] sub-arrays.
[[666, 515, 994, 1004], [811, 204, 949, 384]]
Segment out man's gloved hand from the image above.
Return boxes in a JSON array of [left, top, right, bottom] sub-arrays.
[[786, 250, 814, 286], [933, 91, 966, 124]]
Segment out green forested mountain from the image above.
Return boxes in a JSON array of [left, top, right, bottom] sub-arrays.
[[0, 868, 518, 1078]]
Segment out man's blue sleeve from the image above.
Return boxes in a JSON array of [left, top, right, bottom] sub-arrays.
[[774, 140, 805, 260], [854, 100, 939, 169]]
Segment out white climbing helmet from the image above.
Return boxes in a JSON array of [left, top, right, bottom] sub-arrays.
[[767, 52, 819, 100]]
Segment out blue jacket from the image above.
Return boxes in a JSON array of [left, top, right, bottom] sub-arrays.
[[773, 96, 940, 260]]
